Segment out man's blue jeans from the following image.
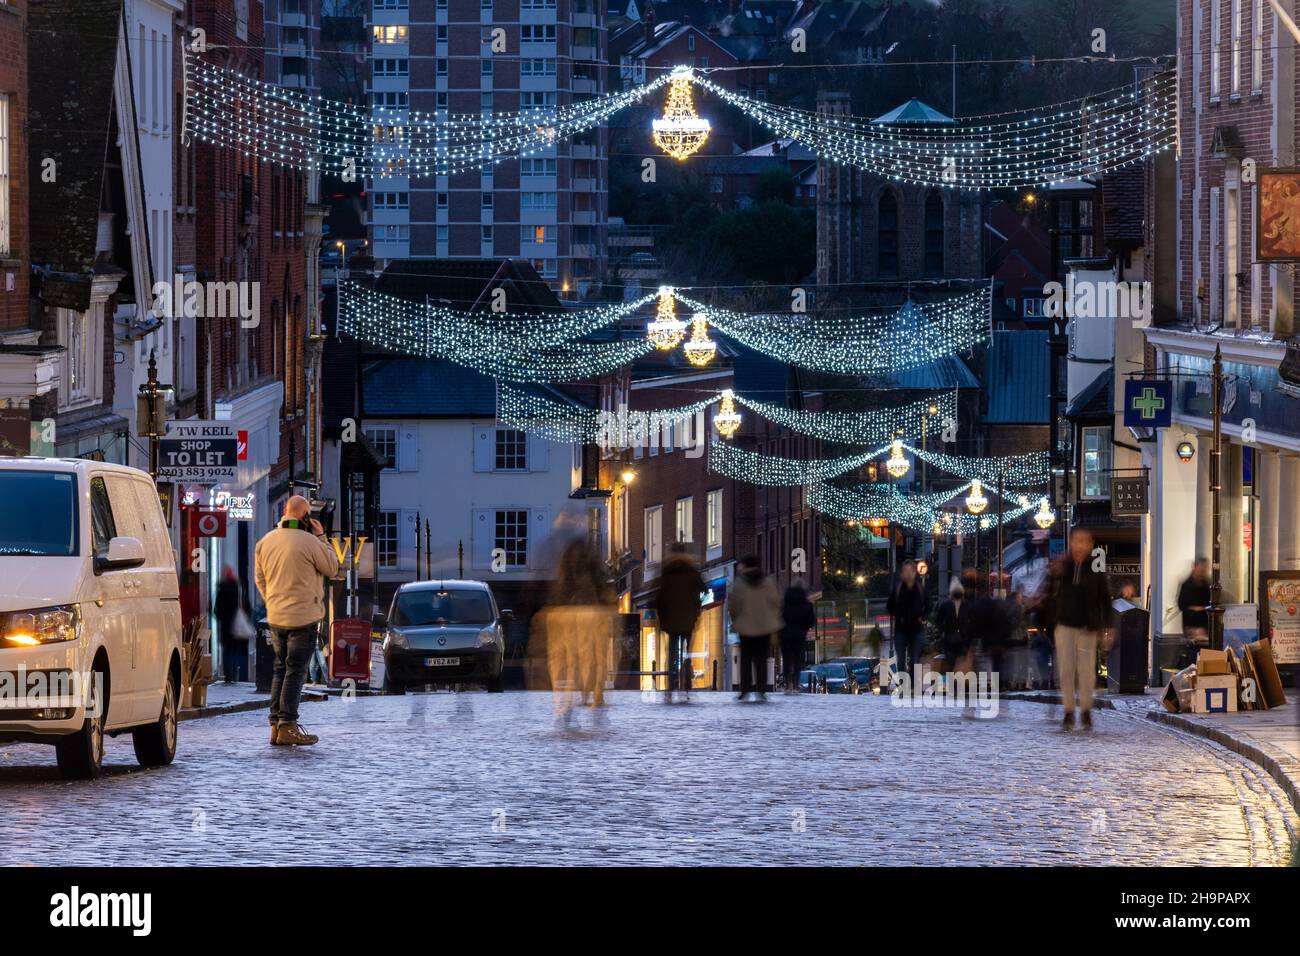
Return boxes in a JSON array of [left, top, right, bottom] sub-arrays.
[[269, 625, 317, 726]]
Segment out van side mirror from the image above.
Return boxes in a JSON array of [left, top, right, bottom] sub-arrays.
[[372, 612, 388, 631], [500, 609, 514, 622], [94, 536, 146, 575]]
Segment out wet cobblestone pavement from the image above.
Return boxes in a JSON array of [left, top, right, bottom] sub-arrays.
[[1, 692, 1295, 866]]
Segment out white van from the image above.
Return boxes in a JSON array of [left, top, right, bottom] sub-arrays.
[[0, 458, 182, 779]]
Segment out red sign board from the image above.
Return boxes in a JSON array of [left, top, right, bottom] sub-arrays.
[[189, 508, 228, 539], [237, 430, 249, 461], [330, 618, 373, 682]]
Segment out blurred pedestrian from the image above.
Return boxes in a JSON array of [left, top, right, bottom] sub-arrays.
[[963, 568, 1011, 691], [887, 560, 926, 692], [1177, 558, 1211, 664], [654, 542, 705, 702], [214, 566, 244, 683], [933, 576, 967, 678], [779, 579, 816, 693], [543, 534, 615, 727], [727, 556, 782, 701], [1118, 578, 1142, 607], [254, 496, 340, 746], [1048, 527, 1114, 730]]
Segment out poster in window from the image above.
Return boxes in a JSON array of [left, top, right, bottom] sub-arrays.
[[1256, 168, 1300, 262], [1260, 570, 1300, 665]]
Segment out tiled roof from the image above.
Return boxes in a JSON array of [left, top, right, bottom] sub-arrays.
[[1065, 367, 1112, 420], [872, 98, 955, 125], [873, 354, 979, 391], [362, 356, 499, 418], [984, 331, 1051, 424]]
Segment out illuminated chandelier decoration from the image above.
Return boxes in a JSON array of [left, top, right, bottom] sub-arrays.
[[1034, 498, 1057, 530], [966, 479, 989, 515], [884, 439, 911, 479], [647, 286, 687, 350], [682, 314, 717, 366], [652, 67, 711, 160], [713, 389, 742, 438]]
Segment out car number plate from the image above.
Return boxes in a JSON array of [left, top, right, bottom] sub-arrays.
[[425, 657, 460, 666]]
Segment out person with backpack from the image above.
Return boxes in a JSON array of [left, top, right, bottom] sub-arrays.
[[779, 579, 816, 693], [654, 543, 706, 702]]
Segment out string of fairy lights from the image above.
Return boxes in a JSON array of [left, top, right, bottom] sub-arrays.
[[687, 72, 1177, 188], [184, 53, 1176, 187], [338, 282, 990, 379], [807, 481, 1044, 536], [675, 290, 989, 375]]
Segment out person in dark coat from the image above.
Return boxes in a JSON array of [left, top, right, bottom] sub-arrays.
[[1047, 527, 1115, 730], [214, 566, 244, 683], [886, 560, 926, 690], [654, 543, 706, 700], [933, 576, 966, 676], [1177, 558, 1211, 664], [961, 568, 1011, 687], [779, 580, 816, 692]]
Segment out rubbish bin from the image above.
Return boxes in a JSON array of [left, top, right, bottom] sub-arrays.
[[255, 619, 274, 692], [1107, 599, 1149, 694]]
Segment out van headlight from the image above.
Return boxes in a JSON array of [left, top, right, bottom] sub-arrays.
[[386, 629, 408, 650], [1, 605, 81, 646], [477, 627, 498, 646]]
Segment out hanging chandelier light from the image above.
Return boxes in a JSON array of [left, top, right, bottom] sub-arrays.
[[646, 286, 687, 350], [713, 389, 742, 438], [966, 479, 988, 515], [885, 439, 911, 479], [682, 314, 717, 366], [1034, 498, 1057, 530], [652, 66, 711, 160]]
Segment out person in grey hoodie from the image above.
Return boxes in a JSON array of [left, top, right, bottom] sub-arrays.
[[726, 555, 784, 701]]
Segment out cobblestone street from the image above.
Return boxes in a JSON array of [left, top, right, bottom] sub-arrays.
[[1, 693, 1295, 866]]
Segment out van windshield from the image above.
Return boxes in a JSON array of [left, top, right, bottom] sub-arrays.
[[392, 589, 494, 627], [0, 471, 79, 557]]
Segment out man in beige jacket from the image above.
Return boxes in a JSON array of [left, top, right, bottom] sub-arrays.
[[254, 496, 340, 745]]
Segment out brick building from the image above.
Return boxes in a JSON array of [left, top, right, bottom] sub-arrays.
[[190, 0, 309, 627], [1142, 0, 1300, 664], [816, 92, 983, 288], [0, 0, 49, 456]]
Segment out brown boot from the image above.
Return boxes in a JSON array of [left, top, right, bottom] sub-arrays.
[[270, 724, 282, 745], [276, 722, 319, 746]]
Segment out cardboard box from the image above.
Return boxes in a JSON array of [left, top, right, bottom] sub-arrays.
[[197, 654, 214, 680], [1247, 639, 1288, 709], [1196, 648, 1232, 676], [1191, 674, 1238, 714]]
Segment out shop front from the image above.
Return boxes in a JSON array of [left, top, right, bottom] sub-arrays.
[[637, 570, 730, 691]]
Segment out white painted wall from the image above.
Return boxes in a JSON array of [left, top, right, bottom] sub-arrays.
[[368, 418, 599, 584]]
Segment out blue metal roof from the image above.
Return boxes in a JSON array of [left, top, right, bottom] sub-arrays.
[[984, 330, 1051, 424], [362, 357, 498, 417], [875, 354, 979, 391]]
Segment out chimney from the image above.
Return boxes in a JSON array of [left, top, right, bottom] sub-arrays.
[[643, 2, 657, 45]]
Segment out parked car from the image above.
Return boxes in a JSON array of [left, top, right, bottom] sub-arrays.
[[825, 656, 881, 692], [798, 662, 861, 694], [0, 459, 183, 779], [379, 580, 509, 693]]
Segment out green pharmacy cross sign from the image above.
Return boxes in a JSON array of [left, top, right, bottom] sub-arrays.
[[1123, 379, 1173, 428]]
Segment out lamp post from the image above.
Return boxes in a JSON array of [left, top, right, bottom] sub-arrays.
[[1210, 346, 1224, 651], [136, 349, 173, 482]]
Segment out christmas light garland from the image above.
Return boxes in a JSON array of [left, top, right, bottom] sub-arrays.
[[904, 444, 1050, 485], [676, 290, 988, 374], [496, 382, 715, 443], [690, 72, 1177, 189], [808, 481, 1037, 536], [185, 51, 669, 178], [338, 282, 656, 381], [709, 440, 889, 485], [735, 392, 957, 445]]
